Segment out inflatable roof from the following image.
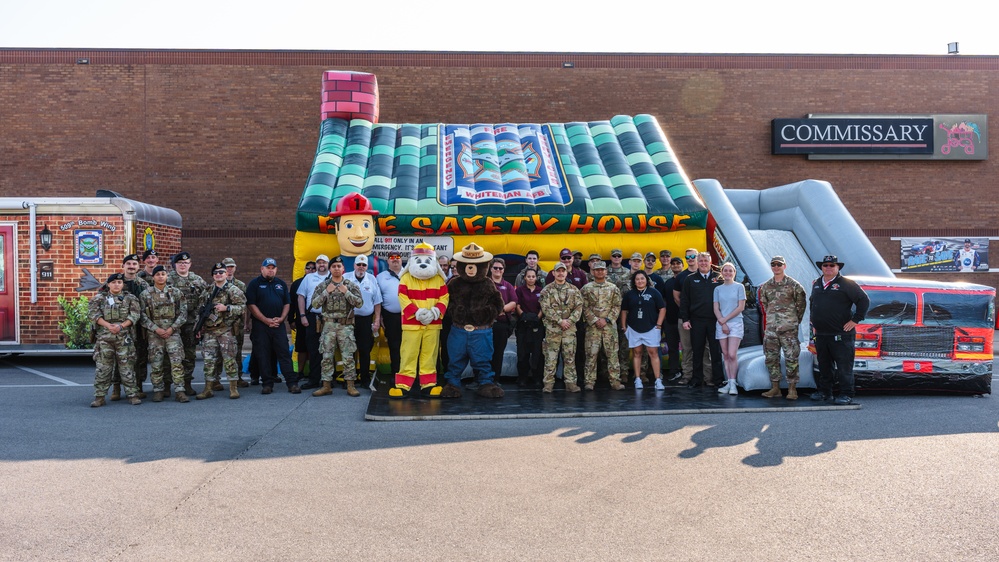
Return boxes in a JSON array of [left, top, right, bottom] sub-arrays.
[[296, 115, 707, 236]]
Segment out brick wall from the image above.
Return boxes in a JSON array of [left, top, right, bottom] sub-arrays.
[[1, 50, 997, 290]]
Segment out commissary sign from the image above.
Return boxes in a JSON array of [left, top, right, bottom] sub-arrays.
[[772, 114, 987, 160]]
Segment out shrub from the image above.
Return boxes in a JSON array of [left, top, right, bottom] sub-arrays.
[[58, 295, 93, 349]]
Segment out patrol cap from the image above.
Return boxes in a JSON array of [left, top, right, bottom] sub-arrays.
[[122, 253, 140, 264], [141, 249, 157, 260], [261, 257, 277, 267], [645, 252, 657, 259], [212, 262, 227, 274], [630, 252, 643, 260], [573, 251, 583, 258], [315, 254, 330, 263], [151, 265, 166, 275], [770, 255, 786, 265], [611, 249, 623, 257], [106, 272, 125, 283], [559, 248, 573, 258], [660, 249, 672, 257], [670, 257, 683, 265], [552, 261, 568, 271], [223, 257, 237, 267], [591, 261, 607, 270], [173, 251, 191, 263], [588, 253, 602, 261], [355, 254, 369, 266], [964, 238, 972, 244]]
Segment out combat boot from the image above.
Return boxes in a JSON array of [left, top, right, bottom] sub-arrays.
[[152, 391, 164, 402], [609, 381, 626, 391], [196, 384, 214, 400], [183, 381, 196, 396], [211, 380, 224, 391], [565, 382, 581, 393], [312, 381, 333, 397], [345, 380, 360, 397], [229, 381, 240, 399], [786, 383, 798, 400], [90, 396, 106, 408], [128, 396, 142, 405], [762, 381, 782, 398], [175, 392, 189, 403], [136, 383, 147, 399], [110, 384, 121, 401]]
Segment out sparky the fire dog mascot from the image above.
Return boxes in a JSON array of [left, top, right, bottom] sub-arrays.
[[389, 242, 450, 398]]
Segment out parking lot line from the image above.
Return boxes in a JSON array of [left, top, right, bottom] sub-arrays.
[[1, 361, 83, 386]]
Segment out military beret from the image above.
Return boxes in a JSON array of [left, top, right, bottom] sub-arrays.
[[106, 272, 125, 283], [152, 265, 166, 275], [141, 249, 157, 260], [122, 253, 140, 264]]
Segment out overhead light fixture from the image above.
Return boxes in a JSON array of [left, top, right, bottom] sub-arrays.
[[562, 62, 575, 68], [947, 42, 959, 55], [39, 225, 53, 251], [76, 58, 90, 65]]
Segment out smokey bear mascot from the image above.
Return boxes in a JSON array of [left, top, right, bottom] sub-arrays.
[[441, 243, 506, 398], [389, 242, 449, 398]]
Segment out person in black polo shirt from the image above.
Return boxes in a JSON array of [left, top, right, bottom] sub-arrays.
[[245, 257, 300, 394], [679, 252, 724, 387], [809, 255, 870, 405], [660, 257, 686, 383]]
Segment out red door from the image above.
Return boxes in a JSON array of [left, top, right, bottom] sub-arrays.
[[0, 225, 15, 341]]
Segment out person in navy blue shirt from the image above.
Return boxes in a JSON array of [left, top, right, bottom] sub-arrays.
[[245, 258, 300, 394]]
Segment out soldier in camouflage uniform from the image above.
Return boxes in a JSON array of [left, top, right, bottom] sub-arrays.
[[310, 256, 364, 397], [89, 273, 142, 407], [606, 249, 633, 382], [757, 255, 807, 399], [196, 262, 248, 400], [137, 249, 159, 284], [167, 252, 208, 396], [213, 257, 248, 387], [140, 265, 189, 402], [654, 249, 675, 281], [109, 254, 150, 400], [580, 261, 625, 391], [538, 262, 583, 393]]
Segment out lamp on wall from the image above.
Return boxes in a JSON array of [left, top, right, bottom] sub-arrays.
[[39, 225, 53, 251], [948, 42, 959, 55]]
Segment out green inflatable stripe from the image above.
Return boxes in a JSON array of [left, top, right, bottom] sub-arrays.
[[370, 145, 395, 157], [337, 174, 365, 189], [589, 124, 615, 137], [593, 133, 617, 146], [645, 142, 667, 155], [650, 152, 675, 166], [619, 198, 650, 214], [626, 152, 654, 166], [363, 175, 391, 189], [394, 199, 419, 214], [578, 164, 604, 177], [302, 185, 334, 199], [636, 173, 664, 188], [609, 174, 635, 188]]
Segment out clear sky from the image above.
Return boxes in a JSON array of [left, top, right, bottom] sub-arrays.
[[1, 0, 995, 56]]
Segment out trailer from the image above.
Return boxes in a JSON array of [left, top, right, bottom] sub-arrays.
[[0, 193, 182, 354]]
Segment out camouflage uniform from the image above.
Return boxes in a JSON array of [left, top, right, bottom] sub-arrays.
[[200, 282, 247, 384], [580, 280, 623, 386], [311, 277, 364, 382], [655, 267, 675, 281], [607, 266, 633, 377], [89, 291, 141, 399], [514, 266, 547, 288], [111, 276, 149, 386], [214, 277, 247, 380], [168, 271, 208, 384], [538, 282, 582, 386], [758, 275, 807, 384], [140, 284, 187, 392]]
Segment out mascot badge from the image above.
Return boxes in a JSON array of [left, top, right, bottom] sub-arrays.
[[389, 242, 449, 398], [441, 243, 506, 399]]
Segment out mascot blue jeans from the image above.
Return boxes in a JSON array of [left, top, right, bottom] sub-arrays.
[[444, 326, 495, 387]]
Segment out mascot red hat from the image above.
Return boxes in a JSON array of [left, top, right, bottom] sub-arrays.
[[329, 192, 379, 218]]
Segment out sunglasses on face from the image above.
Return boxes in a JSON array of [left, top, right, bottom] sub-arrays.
[[685, 255, 697, 260], [492, 266, 504, 270], [561, 257, 573, 260], [821, 263, 837, 268], [356, 263, 368, 268], [213, 271, 226, 276], [771, 263, 784, 267]]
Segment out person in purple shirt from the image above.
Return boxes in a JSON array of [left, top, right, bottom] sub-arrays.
[[490, 257, 518, 379], [514, 268, 544, 387]]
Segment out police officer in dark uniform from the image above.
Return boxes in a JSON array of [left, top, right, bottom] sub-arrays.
[[245, 257, 299, 394], [809, 255, 870, 405], [679, 251, 725, 387]]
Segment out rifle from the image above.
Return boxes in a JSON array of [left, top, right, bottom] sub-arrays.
[[193, 284, 223, 344]]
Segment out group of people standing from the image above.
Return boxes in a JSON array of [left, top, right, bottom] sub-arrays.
[[88, 243, 870, 408]]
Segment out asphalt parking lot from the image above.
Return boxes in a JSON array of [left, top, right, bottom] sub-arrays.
[[1, 355, 998, 561]]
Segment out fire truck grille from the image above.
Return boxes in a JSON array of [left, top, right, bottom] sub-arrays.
[[879, 326, 953, 358]]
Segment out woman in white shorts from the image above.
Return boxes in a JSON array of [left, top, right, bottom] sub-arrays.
[[713, 262, 746, 395], [620, 271, 667, 390]]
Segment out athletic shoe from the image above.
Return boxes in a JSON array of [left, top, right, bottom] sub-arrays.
[[728, 381, 738, 395], [655, 379, 665, 391], [634, 378, 644, 389]]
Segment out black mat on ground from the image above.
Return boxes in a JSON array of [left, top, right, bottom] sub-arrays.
[[365, 385, 861, 421]]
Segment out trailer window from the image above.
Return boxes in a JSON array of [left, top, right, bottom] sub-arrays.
[[922, 292, 995, 328], [864, 290, 917, 325]]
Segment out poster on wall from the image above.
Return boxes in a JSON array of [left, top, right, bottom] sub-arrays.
[[899, 237, 989, 272], [74, 229, 104, 265]]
